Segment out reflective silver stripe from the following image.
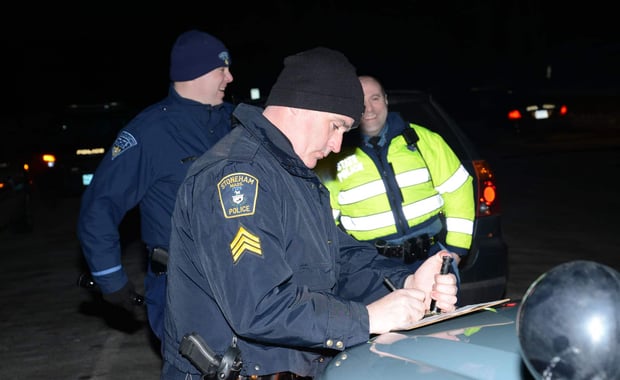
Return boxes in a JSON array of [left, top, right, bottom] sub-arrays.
[[332, 208, 340, 221], [436, 165, 470, 194], [338, 164, 466, 207], [337, 179, 385, 205], [337, 168, 430, 206], [395, 168, 430, 187], [340, 209, 395, 231], [446, 217, 474, 234], [340, 194, 444, 232], [402, 194, 444, 221]]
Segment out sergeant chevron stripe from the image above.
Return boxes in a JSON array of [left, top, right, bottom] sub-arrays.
[[230, 226, 262, 263]]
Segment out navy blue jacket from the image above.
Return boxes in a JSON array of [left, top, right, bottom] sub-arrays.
[[77, 85, 233, 339], [162, 104, 412, 378]]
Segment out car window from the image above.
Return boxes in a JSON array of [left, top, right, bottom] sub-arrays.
[[386, 90, 479, 160]]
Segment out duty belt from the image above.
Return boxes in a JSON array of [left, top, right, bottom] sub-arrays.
[[375, 234, 436, 264]]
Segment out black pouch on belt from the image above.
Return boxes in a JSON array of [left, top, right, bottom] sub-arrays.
[[375, 239, 404, 258], [403, 234, 431, 264]]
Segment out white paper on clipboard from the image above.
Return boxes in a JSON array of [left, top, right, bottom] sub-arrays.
[[406, 298, 512, 330]]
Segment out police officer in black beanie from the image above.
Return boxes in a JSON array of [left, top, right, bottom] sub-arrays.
[[161, 47, 458, 380]]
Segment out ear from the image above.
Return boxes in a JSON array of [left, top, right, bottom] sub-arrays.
[[384, 95, 389, 105]]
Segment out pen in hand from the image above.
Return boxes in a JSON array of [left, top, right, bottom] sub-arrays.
[[428, 255, 453, 315]]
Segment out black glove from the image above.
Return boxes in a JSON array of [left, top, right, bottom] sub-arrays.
[[102, 281, 137, 312]]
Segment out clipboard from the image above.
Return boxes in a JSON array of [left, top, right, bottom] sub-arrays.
[[406, 298, 512, 330]]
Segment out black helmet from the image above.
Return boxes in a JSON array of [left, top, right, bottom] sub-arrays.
[[516, 260, 620, 380]]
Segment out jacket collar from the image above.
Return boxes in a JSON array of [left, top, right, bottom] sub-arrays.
[[233, 103, 317, 179], [357, 112, 409, 151]]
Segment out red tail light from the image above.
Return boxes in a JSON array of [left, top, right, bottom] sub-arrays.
[[472, 160, 500, 217], [507, 109, 521, 120], [559, 105, 568, 116]]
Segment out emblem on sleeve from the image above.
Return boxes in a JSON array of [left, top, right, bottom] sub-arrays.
[[230, 225, 262, 264], [111, 131, 138, 160], [218, 173, 258, 218]]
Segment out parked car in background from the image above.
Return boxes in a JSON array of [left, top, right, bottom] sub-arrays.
[[0, 157, 33, 233], [28, 101, 136, 199], [439, 84, 571, 137], [0, 117, 33, 233], [504, 88, 570, 135], [384, 90, 508, 306]]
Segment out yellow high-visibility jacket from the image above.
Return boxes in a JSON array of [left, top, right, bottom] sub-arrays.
[[317, 113, 474, 256]]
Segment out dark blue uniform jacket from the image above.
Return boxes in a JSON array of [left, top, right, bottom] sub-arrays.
[[77, 85, 233, 339], [162, 104, 412, 378]]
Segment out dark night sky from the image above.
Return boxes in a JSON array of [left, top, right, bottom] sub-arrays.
[[1, 1, 618, 115]]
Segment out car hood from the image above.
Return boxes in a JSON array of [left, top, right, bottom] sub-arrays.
[[318, 302, 534, 380]]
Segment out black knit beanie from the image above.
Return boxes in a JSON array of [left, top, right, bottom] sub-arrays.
[[265, 47, 364, 127]]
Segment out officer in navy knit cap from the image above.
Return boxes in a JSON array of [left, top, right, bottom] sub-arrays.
[[169, 29, 231, 82], [161, 46, 459, 379], [77, 29, 235, 346]]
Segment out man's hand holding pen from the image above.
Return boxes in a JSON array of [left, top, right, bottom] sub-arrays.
[[368, 251, 458, 334]]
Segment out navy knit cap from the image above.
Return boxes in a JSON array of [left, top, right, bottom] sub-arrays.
[[265, 47, 364, 127], [169, 30, 231, 82]]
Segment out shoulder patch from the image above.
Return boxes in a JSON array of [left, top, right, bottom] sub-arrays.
[[111, 131, 138, 160], [218, 173, 258, 218], [230, 225, 262, 264]]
